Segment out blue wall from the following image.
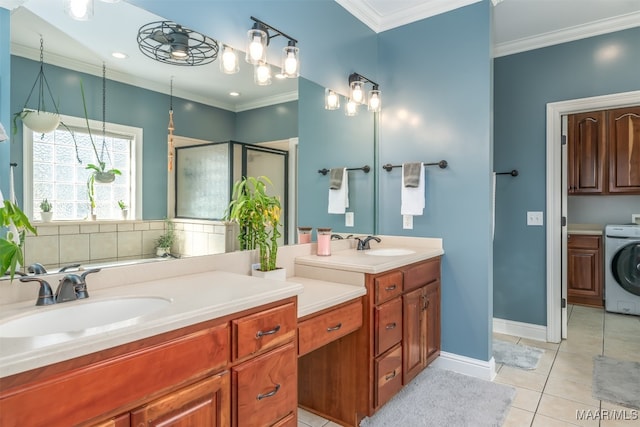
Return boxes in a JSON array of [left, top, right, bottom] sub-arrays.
[[377, 2, 493, 361], [298, 78, 375, 235], [235, 100, 298, 144], [0, 8, 10, 198], [493, 27, 640, 325], [10, 56, 297, 218]]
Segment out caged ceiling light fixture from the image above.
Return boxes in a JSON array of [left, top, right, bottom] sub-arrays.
[[348, 72, 381, 114], [245, 16, 300, 79], [137, 21, 219, 66]]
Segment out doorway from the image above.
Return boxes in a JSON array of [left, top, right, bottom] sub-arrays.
[[545, 90, 640, 343]]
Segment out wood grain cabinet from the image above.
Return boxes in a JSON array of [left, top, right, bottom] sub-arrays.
[[567, 234, 603, 307], [568, 106, 640, 195]]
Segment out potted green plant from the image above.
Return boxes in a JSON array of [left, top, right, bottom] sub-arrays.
[[1, 200, 37, 281], [117, 200, 128, 220], [39, 198, 53, 222], [225, 176, 282, 278], [155, 219, 175, 256]]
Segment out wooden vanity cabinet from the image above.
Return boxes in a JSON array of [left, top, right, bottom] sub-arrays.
[[567, 234, 603, 307]]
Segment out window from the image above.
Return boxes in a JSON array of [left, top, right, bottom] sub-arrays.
[[24, 114, 142, 221]]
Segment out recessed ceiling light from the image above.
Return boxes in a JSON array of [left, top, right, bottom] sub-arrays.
[[229, 91, 240, 97], [274, 72, 286, 80], [111, 52, 128, 59]]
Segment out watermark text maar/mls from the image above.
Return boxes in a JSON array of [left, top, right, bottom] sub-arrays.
[[576, 409, 639, 421]]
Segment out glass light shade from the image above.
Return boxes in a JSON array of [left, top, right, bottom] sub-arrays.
[[345, 99, 358, 116], [170, 31, 189, 59], [368, 89, 381, 112], [281, 44, 299, 78], [325, 89, 340, 110], [350, 80, 365, 104], [220, 45, 239, 74], [246, 28, 268, 64], [64, 0, 94, 21], [254, 62, 272, 86]]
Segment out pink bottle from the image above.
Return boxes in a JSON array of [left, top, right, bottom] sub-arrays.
[[316, 228, 332, 256], [297, 227, 312, 244]]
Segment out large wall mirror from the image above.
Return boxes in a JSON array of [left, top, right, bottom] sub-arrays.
[[4, 0, 375, 276]]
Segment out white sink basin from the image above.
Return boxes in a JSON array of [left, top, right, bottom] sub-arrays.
[[365, 248, 416, 256], [0, 296, 171, 338]]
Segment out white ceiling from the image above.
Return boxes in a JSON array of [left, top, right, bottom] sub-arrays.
[[7, 0, 640, 110]]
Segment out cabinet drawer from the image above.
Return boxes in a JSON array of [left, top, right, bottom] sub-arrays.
[[568, 234, 601, 249], [374, 271, 403, 304], [233, 342, 297, 427], [233, 302, 296, 361], [375, 297, 402, 356], [298, 300, 363, 356], [375, 345, 403, 409], [404, 259, 440, 292]]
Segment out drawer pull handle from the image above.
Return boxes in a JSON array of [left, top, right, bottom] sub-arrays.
[[257, 384, 281, 400], [327, 323, 342, 332], [385, 370, 397, 381], [385, 284, 397, 291], [256, 325, 281, 339], [386, 322, 397, 330]]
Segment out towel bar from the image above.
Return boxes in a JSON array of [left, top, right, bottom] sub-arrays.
[[318, 165, 370, 175], [382, 160, 448, 172], [495, 170, 518, 177]]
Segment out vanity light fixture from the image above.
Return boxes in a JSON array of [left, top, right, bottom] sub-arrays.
[[349, 72, 381, 113], [220, 45, 240, 74], [325, 89, 340, 110], [345, 98, 358, 116], [137, 21, 219, 66], [64, 0, 93, 21], [246, 16, 299, 78], [254, 61, 272, 86]]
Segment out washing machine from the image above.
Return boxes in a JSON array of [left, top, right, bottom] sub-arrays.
[[604, 224, 640, 315]]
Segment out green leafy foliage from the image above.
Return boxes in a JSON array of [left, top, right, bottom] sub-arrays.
[[1, 200, 37, 281]]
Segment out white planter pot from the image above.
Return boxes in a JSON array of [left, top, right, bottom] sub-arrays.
[[121, 209, 128, 220], [40, 211, 53, 222], [21, 109, 61, 133], [251, 267, 287, 281], [156, 247, 170, 257]]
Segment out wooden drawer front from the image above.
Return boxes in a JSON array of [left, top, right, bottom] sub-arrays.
[[233, 302, 296, 361], [0, 324, 229, 427], [298, 300, 363, 356], [404, 259, 440, 292], [375, 345, 403, 409], [233, 342, 297, 427], [568, 234, 600, 249], [375, 297, 403, 356], [374, 271, 403, 304]]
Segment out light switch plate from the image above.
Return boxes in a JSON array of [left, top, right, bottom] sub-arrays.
[[345, 212, 354, 227], [403, 215, 413, 229], [632, 214, 640, 225], [527, 211, 543, 226]]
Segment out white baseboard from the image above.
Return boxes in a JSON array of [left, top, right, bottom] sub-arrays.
[[493, 317, 547, 342], [430, 351, 496, 381]]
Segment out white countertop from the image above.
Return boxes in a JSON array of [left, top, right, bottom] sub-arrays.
[[291, 276, 366, 318], [0, 271, 303, 378], [568, 223, 604, 236]]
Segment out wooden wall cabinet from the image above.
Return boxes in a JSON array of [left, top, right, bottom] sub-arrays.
[[567, 234, 603, 307], [568, 106, 640, 195]]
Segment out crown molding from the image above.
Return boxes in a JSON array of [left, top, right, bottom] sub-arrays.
[[0, 0, 26, 11], [235, 91, 298, 113], [494, 11, 640, 57], [336, 0, 481, 33]]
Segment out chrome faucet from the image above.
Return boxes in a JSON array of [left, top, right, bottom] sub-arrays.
[[355, 235, 381, 250]]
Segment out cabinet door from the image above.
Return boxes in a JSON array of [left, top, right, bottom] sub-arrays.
[[374, 345, 403, 409], [232, 342, 297, 427], [568, 111, 607, 194], [402, 287, 425, 385], [130, 371, 230, 427], [374, 297, 403, 356], [424, 281, 441, 364], [608, 106, 640, 194], [567, 236, 603, 307]]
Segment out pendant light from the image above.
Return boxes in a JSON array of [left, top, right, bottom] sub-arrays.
[[345, 99, 358, 116], [246, 22, 268, 64], [245, 17, 300, 82], [64, 0, 94, 21], [220, 45, 239, 74], [325, 89, 340, 110], [281, 41, 299, 78], [254, 62, 272, 86], [168, 78, 175, 171], [368, 86, 381, 112]]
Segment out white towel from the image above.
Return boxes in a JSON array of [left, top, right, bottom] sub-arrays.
[[328, 168, 349, 214], [9, 164, 16, 204], [401, 163, 425, 215]]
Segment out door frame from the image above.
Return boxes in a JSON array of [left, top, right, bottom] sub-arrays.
[[545, 90, 640, 343]]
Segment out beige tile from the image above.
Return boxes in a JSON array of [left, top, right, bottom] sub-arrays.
[[35, 225, 59, 235], [604, 336, 640, 362], [80, 224, 100, 234], [117, 231, 142, 257], [324, 422, 342, 427], [494, 366, 548, 392], [544, 375, 600, 407], [494, 333, 520, 343], [149, 221, 165, 230], [134, 222, 150, 231], [59, 225, 80, 235], [117, 223, 134, 232], [208, 233, 226, 255], [532, 413, 584, 427], [549, 352, 594, 386], [297, 408, 328, 427], [533, 349, 556, 375], [100, 224, 117, 232], [90, 232, 118, 260], [600, 401, 640, 427], [511, 385, 542, 412], [536, 395, 599, 427], [59, 234, 90, 264], [24, 235, 59, 266], [520, 338, 560, 352], [142, 230, 164, 257], [503, 407, 535, 427]]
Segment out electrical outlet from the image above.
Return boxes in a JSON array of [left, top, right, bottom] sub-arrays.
[[403, 215, 413, 229], [527, 211, 543, 226], [345, 212, 354, 227]]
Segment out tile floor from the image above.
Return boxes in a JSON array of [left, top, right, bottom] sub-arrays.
[[297, 305, 640, 427]]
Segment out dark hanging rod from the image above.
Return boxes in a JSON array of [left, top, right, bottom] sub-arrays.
[[9, 163, 17, 167], [382, 160, 448, 172], [318, 165, 371, 175], [495, 169, 519, 177]]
